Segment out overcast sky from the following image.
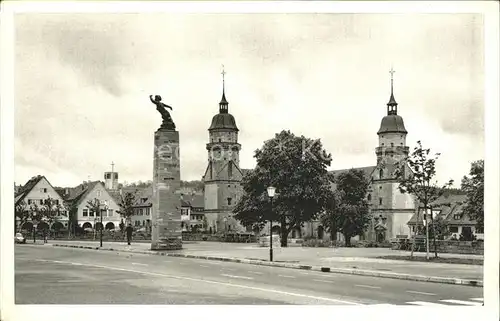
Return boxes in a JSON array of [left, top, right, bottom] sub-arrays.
[[14, 13, 484, 188]]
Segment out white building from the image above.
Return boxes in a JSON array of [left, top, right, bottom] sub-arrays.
[[15, 175, 69, 231], [63, 181, 121, 230]]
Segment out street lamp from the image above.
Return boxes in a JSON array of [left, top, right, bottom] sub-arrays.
[[100, 200, 108, 248], [267, 186, 276, 262]]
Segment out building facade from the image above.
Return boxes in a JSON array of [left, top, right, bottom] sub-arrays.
[[15, 175, 69, 231], [202, 75, 245, 233], [63, 181, 121, 231], [248, 74, 416, 242]]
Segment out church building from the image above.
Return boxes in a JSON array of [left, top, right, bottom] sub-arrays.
[[325, 70, 415, 242], [202, 69, 246, 233]]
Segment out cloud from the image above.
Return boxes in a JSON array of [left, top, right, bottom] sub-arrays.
[[13, 13, 484, 188]]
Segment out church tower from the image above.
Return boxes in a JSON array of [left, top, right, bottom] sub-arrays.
[[368, 68, 414, 241], [202, 67, 245, 234]]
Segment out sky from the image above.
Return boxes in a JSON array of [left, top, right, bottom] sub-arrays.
[[14, 13, 484, 188]]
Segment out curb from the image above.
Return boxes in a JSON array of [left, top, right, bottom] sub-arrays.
[[50, 244, 482, 287]]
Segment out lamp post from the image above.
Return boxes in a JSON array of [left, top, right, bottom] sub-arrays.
[[100, 201, 108, 248], [267, 186, 276, 262], [423, 207, 430, 260]]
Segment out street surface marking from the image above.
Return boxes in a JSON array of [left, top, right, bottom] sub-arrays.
[[471, 298, 483, 302], [248, 271, 263, 275], [132, 263, 148, 266], [71, 263, 83, 266], [440, 299, 482, 306], [278, 275, 296, 279], [31, 258, 361, 305], [355, 284, 381, 289], [313, 279, 335, 284], [221, 274, 254, 280], [406, 290, 436, 296], [200, 265, 210, 268], [406, 301, 447, 306], [221, 268, 236, 271]]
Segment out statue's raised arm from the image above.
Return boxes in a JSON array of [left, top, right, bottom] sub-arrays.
[[150, 94, 176, 130]]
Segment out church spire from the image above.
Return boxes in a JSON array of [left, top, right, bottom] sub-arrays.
[[219, 64, 228, 113], [387, 67, 398, 115]]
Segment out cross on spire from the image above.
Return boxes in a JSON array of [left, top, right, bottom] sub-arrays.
[[387, 66, 398, 113], [219, 64, 228, 113]]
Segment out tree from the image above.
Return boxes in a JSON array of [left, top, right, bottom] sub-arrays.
[[28, 204, 43, 242], [86, 198, 104, 231], [15, 200, 30, 232], [117, 191, 137, 224], [323, 169, 371, 247], [395, 141, 453, 258], [319, 185, 341, 241], [233, 130, 333, 247], [461, 160, 484, 232], [40, 197, 61, 229]]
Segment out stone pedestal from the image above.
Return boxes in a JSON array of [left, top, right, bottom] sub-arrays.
[[151, 129, 182, 250]]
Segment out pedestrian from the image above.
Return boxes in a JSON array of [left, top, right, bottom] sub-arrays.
[[125, 223, 133, 245]]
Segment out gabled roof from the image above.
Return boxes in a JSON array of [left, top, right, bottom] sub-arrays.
[[66, 181, 102, 207], [329, 166, 376, 181], [407, 193, 470, 226], [15, 175, 45, 203], [15, 175, 62, 206]]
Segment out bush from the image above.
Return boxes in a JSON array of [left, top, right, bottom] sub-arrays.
[[301, 239, 333, 247]]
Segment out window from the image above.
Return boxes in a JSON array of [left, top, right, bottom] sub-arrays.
[[367, 194, 371, 201], [379, 169, 383, 179], [453, 214, 461, 220], [449, 226, 458, 233], [108, 209, 113, 217], [106, 173, 111, 179], [391, 143, 394, 147], [379, 198, 383, 205], [83, 209, 89, 217], [143, 220, 145, 226], [100, 209, 107, 217], [139, 209, 144, 216], [227, 198, 232, 206], [27, 199, 32, 205], [40, 199, 43, 205], [89, 210, 95, 217], [96, 191, 101, 197], [55, 200, 59, 205], [379, 186, 382, 190], [219, 139, 222, 142], [476, 227, 484, 234]]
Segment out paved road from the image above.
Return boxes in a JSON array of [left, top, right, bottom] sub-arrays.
[[45, 240, 483, 281], [15, 245, 483, 305]]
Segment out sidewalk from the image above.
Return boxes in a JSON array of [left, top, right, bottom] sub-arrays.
[[37, 240, 483, 286]]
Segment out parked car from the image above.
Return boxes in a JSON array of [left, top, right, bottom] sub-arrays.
[[14, 232, 26, 244]]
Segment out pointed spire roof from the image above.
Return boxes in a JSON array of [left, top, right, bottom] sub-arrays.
[[387, 67, 398, 107], [219, 65, 228, 112]]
